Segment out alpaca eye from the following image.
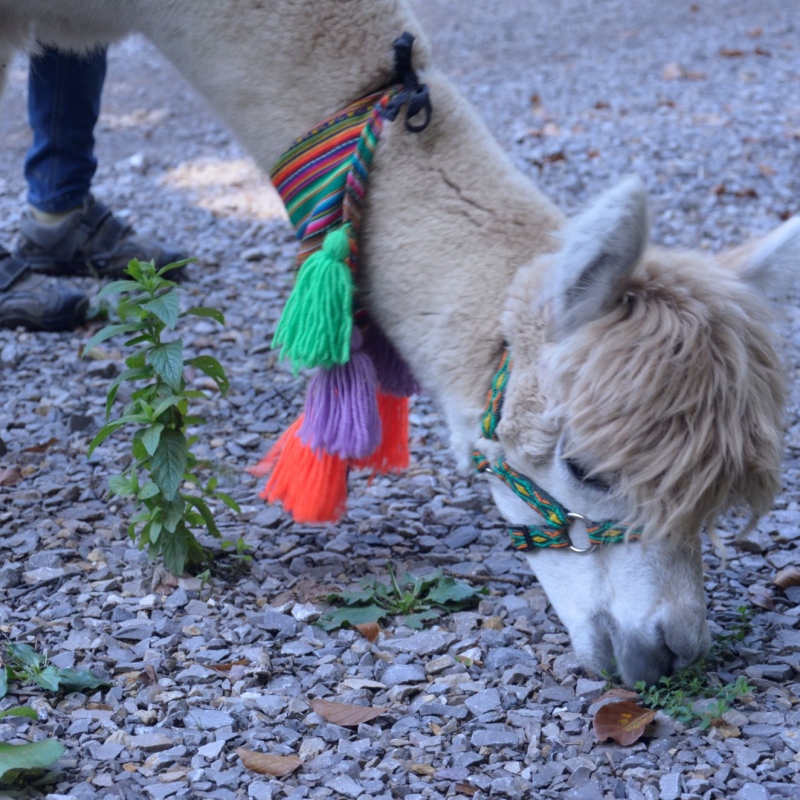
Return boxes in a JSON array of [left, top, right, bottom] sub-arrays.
[[565, 457, 611, 492]]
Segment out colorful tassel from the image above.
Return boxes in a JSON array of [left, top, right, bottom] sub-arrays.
[[248, 416, 349, 523], [362, 323, 421, 397], [299, 348, 381, 459], [271, 226, 354, 371], [351, 392, 410, 474]]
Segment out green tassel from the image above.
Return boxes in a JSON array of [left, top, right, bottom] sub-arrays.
[[272, 226, 354, 371]]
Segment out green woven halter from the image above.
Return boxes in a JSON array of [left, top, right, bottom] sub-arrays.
[[473, 348, 641, 553]]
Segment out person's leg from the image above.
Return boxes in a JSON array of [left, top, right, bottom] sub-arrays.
[[25, 45, 106, 214], [14, 46, 186, 281]]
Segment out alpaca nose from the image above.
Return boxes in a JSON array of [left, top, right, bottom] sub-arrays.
[[614, 620, 710, 687]]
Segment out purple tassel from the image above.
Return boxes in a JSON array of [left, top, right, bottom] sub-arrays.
[[299, 350, 381, 459], [361, 322, 421, 397]]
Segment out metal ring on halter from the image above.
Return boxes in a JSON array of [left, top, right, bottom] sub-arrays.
[[566, 512, 597, 554]]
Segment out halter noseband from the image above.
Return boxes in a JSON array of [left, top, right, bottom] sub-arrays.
[[472, 349, 641, 554]]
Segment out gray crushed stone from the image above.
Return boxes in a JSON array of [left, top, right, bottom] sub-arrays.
[[1, 1, 799, 798]]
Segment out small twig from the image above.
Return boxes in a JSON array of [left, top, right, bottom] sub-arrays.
[[442, 568, 523, 587]]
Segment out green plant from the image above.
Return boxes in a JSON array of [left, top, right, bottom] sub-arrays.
[[84, 258, 240, 574], [0, 643, 109, 783], [634, 637, 754, 730], [318, 566, 487, 630], [1, 643, 109, 697]]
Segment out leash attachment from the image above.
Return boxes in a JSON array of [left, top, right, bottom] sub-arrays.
[[382, 32, 432, 133]]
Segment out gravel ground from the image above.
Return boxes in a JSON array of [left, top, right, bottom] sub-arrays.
[[1, 2, 799, 799]]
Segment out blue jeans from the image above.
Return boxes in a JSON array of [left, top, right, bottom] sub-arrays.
[[25, 46, 107, 214]]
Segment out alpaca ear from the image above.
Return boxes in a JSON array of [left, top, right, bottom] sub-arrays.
[[550, 176, 649, 337], [722, 216, 800, 295]]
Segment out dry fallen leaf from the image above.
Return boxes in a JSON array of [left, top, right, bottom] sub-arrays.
[[408, 763, 436, 776], [310, 698, 388, 727], [455, 782, 478, 796], [748, 585, 775, 610], [354, 622, 380, 643], [0, 467, 23, 487], [774, 565, 800, 589], [236, 748, 302, 777], [22, 437, 60, 453], [593, 688, 640, 705], [593, 700, 657, 746], [719, 47, 746, 58], [207, 660, 249, 673], [138, 665, 157, 686]]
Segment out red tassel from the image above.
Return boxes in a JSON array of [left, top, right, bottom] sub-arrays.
[[247, 416, 348, 523], [351, 392, 409, 474]]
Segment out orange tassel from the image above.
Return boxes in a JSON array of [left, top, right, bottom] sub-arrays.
[[247, 416, 348, 523], [351, 392, 409, 474]]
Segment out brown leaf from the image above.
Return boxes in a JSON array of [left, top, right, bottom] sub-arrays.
[[207, 660, 249, 673], [138, 665, 157, 686], [542, 151, 566, 164], [748, 585, 775, 610], [310, 698, 388, 727], [734, 187, 758, 199], [593, 700, 657, 746], [720, 47, 746, 58], [594, 100, 611, 110], [0, 467, 22, 487], [754, 46, 771, 57], [408, 763, 436, 776], [593, 688, 640, 705], [22, 437, 60, 453], [236, 748, 302, 777], [713, 184, 727, 196], [774, 565, 800, 589], [455, 782, 478, 796], [354, 622, 380, 643]]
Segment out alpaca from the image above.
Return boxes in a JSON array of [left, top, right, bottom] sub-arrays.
[[2, 0, 798, 685]]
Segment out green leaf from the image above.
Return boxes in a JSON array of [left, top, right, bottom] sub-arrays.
[[30, 666, 62, 693], [151, 395, 183, 419], [317, 604, 388, 631], [0, 668, 7, 700], [142, 292, 180, 329], [183, 495, 220, 538], [0, 739, 65, 782], [148, 519, 163, 545], [124, 258, 144, 280], [161, 496, 186, 534], [5, 644, 43, 672], [404, 610, 441, 629], [150, 340, 184, 391], [185, 355, 230, 395], [108, 474, 136, 497], [184, 306, 225, 325], [213, 491, 241, 514], [161, 526, 190, 575], [426, 576, 484, 608], [141, 424, 164, 457], [82, 322, 143, 355], [157, 258, 194, 277], [137, 481, 160, 500], [0, 707, 37, 721], [151, 428, 188, 500], [55, 669, 110, 693], [95, 279, 143, 300]]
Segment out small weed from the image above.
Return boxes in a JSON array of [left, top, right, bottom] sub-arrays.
[[0, 643, 109, 783], [84, 258, 240, 575], [634, 608, 755, 728], [318, 566, 487, 630]]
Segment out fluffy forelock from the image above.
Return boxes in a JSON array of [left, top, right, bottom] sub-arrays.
[[540, 250, 786, 540]]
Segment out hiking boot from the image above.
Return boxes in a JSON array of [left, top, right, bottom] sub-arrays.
[[14, 194, 188, 280], [0, 248, 88, 331]]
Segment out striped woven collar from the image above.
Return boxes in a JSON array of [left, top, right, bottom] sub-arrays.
[[473, 348, 641, 552]]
